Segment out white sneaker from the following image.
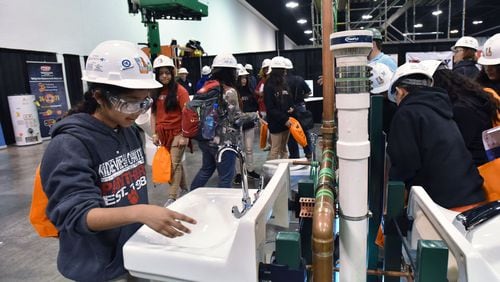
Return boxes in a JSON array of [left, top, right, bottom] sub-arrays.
[[164, 198, 176, 207]]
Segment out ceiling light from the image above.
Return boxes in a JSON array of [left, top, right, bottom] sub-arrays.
[[362, 15, 373, 20], [285, 1, 299, 8], [297, 19, 307, 24], [473, 20, 483, 25], [309, 37, 315, 42], [432, 10, 442, 16], [414, 23, 423, 28], [304, 30, 313, 34], [360, 27, 365, 30], [450, 29, 459, 34]]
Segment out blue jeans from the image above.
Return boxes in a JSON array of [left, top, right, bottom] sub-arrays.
[[190, 141, 236, 189]]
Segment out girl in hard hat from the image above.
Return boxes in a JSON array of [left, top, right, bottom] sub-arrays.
[[423, 59, 499, 166], [190, 53, 252, 189], [477, 33, 500, 95], [264, 56, 294, 160], [151, 55, 191, 206], [451, 36, 480, 78], [255, 58, 272, 151], [234, 65, 260, 185], [387, 62, 485, 211], [39, 41, 196, 281]]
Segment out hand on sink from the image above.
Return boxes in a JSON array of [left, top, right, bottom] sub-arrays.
[[139, 205, 197, 238]]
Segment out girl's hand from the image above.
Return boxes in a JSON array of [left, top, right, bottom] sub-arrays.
[[178, 136, 189, 146], [139, 205, 196, 238]]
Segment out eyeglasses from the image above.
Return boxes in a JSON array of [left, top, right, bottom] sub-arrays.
[[108, 95, 153, 114], [453, 48, 465, 54]]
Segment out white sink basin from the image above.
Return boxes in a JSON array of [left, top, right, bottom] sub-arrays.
[[408, 186, 500, 281], [123, 163, 290, 282]]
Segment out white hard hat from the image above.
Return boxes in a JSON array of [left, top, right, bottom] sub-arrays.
[[284, 58, 294, 70], [244, 63, 253, 70], [388, 62, 434, 102], [261, 58, 271, 69], [201, 65, 211, 75], [478, 33, 500, 65], [238, 67, 249, 77], [153, 55, 175, 69], [451, 36, 479, 51], [267, 56, 288, 74], [178, 67, 189, 74], [369, 62, 394, 94], [82, 40, 161, 89], [211, 53, 238, 68], [419, 60, 448, 76]]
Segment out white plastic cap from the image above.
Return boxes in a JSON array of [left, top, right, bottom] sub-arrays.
[[451, 36, 479, 51], [201, 65, 211, 75], [178, 67, 189, 74], [420, 60, 448, 76], [261, 58, 271, 69], [244, 63, 253, 70], [153, 55, 175, 69], [478, 33, 500, 66], [388, 62, 434, 102], [369, 62, 394, 94], [82, 40, 161, 89], [267, 56, 288, 74], [211, 53, 238, 69]]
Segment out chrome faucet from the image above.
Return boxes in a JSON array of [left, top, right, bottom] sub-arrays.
[[216, 144, 252, 218]]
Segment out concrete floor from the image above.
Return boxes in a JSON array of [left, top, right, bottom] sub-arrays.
[[0, 126, 317, 281]]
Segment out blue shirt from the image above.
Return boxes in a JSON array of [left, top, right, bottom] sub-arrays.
[[370, 52, 397, 72]]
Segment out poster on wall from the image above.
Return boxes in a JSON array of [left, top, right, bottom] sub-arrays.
[[27, 62, 69, 139], [405, 51, 453, 69]]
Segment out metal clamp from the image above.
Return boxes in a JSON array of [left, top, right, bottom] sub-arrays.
[[338, 207, 372, 221]]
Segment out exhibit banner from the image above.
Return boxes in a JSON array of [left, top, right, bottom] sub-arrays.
[[7, 95, 43, 146], [27, 62, 69, 139]]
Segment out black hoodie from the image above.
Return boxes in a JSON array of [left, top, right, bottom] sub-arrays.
[[387, 87, 485, 208], [40, 113, 148, 281], [453, 60, 479, 79]]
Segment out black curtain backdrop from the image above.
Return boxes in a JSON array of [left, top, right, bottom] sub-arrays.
[[63, 54, 83, 108], [0, 49, 57, 145]]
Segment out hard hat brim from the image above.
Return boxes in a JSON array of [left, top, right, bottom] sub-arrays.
[[82, 76, 162, 89], [478, 56, 500, 66]]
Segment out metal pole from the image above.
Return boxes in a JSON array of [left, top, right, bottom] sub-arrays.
[[447, 0, 451, 39], [384, 0, 388, 42], [462, 0, 466, 36], [436, 4, 439, 40], [346, 0, 350, 30], [413, 0, 416, 41]]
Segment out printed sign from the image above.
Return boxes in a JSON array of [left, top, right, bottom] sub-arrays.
[[27, 62, 69, 138]]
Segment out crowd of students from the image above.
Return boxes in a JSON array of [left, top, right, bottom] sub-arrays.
[[37, 31, 500, 281]]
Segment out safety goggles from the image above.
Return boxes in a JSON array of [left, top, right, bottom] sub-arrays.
[[108, 95, 153, 114]]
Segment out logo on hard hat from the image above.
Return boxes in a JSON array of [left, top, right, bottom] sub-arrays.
[[134, 57, 151, 74], [121, 59, 133, 70], [485, 47, 493, 57]]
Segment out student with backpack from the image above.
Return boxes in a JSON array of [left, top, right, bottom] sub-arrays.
[[189, 53, 244, 189], [39, 40, 196, 281], [151, 55, 190, 206]]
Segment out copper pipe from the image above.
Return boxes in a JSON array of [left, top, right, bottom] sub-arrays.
[[312, 1, 336, 282], [307, 265, 413, 279], [292, 160, 312, 166]]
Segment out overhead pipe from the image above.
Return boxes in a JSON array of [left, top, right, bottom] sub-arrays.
[[312, 0, 336, 281], [330, 30, 372, 281]]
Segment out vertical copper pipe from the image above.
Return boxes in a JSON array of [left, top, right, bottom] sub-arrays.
[[312, 0, 336, 281]]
